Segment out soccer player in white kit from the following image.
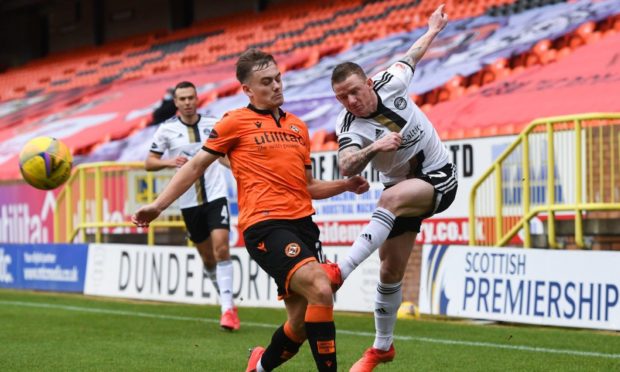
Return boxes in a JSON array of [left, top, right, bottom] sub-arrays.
[[146, 81, 240, 331], [326, 5, 456, 371]]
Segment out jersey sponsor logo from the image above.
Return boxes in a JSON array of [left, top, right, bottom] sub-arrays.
[[399, 126, 423, 149], [254, 121, 263, 128], [284, 243, 301, 257], [254, 131, 305, 146], [208, 129, 219, 139], [394, 97, 407, 110]]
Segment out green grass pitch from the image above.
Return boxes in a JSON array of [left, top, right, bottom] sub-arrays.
[[0, 289, 618, 371]]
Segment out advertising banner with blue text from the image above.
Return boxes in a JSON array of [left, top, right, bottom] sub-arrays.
[[419, 245, 620, 330], [0, 243, 89, 292]]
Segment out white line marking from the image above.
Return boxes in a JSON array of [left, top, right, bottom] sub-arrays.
[[1, 300, 618, 360]]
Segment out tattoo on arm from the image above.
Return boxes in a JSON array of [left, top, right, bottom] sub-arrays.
[[403, 31, 438, 68], [339, 146, 377, 176], [402, 47, 422, 68]]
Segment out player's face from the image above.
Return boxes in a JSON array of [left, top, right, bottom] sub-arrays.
[[173, 87, 198, 117], [243, 62, 284, 110], [332, 73, 376, 117]]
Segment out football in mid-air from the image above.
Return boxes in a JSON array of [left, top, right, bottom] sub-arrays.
[[19, 136, 73, 190]]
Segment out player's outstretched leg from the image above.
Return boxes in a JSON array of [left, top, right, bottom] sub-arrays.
[[338, 207, 396, 280]]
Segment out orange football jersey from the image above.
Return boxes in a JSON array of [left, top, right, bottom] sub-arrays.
[[204, 105, 314, 231]]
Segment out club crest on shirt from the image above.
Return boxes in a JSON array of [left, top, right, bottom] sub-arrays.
[[394, 97, 407, 110], [284, 243, 301, 257], [290, 124, 300, 133]]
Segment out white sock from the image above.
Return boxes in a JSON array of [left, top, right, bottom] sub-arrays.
[[204, 266, 219, 295], [373, 282, 402, 351], [217, 260, 234, 313], [256, 360, 265, 372], [339, 207, 395, 280]]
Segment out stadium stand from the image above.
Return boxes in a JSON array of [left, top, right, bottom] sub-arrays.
[[0, 0, 618, 179], [1, 0, 521, 101]]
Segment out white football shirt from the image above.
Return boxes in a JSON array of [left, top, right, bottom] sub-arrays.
[[335, 61, 450, 185], [150, 115, 227, 209]]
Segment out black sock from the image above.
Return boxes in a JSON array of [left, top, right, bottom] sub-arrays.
[[260, 324, 304, 370], [305, 304, 337, 372]]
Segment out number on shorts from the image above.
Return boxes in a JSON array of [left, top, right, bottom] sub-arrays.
[[221, 205, 229, 224]]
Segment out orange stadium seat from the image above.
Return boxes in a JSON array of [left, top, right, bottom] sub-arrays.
[[0, 0, 613, 107]]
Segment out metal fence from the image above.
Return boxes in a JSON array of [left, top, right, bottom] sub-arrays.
[[469, 113, 620, 248], [54, 161, 186, 245]]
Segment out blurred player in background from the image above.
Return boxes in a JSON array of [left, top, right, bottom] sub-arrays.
[[133, 50, 369, 371], [145, 81, 240, 331], [327, 5, 457, 371]]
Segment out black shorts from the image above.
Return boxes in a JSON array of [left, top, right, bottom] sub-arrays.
[[243, 216, 324, 299], [181, 197, 230, 244], [388, 162, 458, 239]]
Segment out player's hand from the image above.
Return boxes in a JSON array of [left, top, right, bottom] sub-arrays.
[[172, 156, 188, 168], [373, 132, 402, 152], [131, 204, 162, 228], [346, 175, 370, 194], [428, 4, 448, 33]]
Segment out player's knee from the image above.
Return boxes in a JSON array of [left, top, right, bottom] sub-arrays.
[[380, 266, 405, 283], [377, 189, 402, 213], [214, 247, 230, 262], [309, 278, 334, 306]]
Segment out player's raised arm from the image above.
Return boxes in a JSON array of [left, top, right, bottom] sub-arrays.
[[401, 4, 448, 69], [132, 150, 218, 227]]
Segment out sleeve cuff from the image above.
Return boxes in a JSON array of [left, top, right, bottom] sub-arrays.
[[398, 60, 415, 74], [338, 143, 362, 152], [203, 146, 225, 157]]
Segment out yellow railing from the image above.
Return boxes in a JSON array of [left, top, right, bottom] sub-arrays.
[[469, 113, 620, 248], [53, 161, 186, 244]]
